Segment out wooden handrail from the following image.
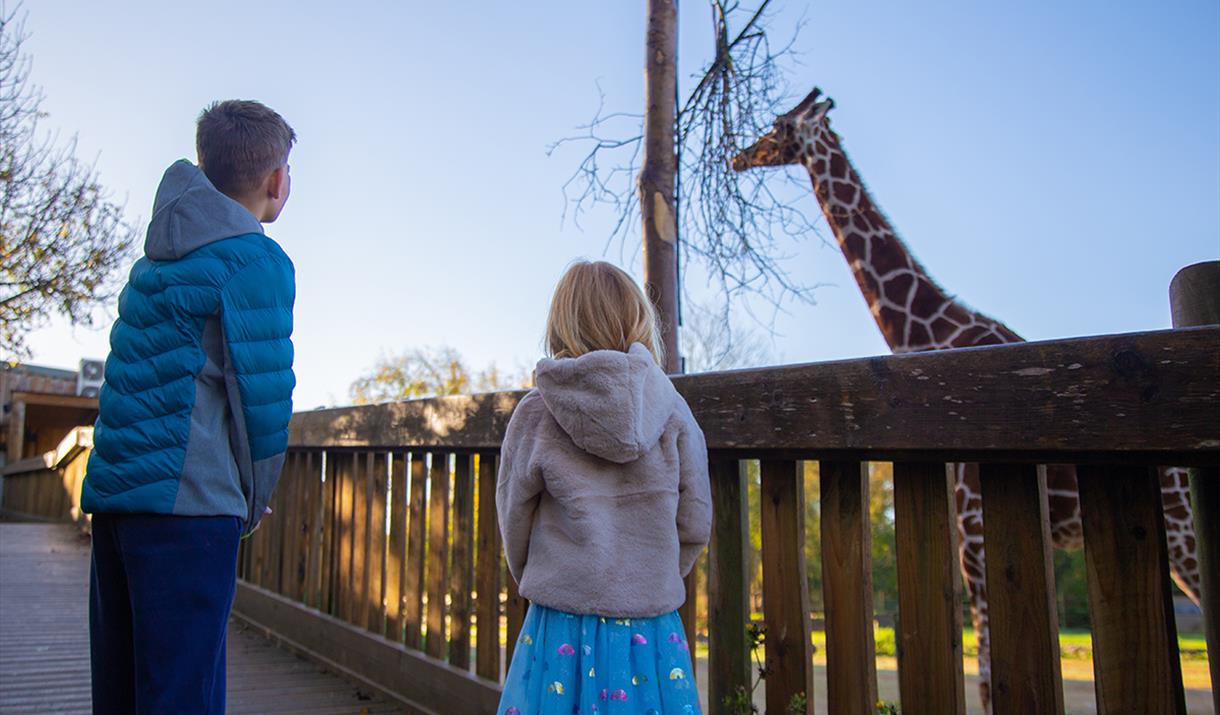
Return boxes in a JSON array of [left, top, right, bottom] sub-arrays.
[[0, 426, 93, 524], [288, 327, 1219, 465]]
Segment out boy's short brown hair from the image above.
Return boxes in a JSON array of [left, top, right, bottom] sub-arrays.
[[196, 100, 296, 197]]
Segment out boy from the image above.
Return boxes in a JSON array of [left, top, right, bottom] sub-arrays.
[[81, 100, 297, 715]]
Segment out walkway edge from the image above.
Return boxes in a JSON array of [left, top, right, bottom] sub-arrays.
[[232, 581, 502, 715]]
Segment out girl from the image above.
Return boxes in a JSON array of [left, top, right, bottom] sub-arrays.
[[496, 260, 712, 715]]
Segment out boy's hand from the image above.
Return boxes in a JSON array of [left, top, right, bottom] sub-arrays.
[[250, 506, 273, 534]]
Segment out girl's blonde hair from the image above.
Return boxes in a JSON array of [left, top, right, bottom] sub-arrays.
[[545, 260, 665, 366]]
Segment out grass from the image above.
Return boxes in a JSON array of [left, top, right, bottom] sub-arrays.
[[694, 626, 1212, 691]]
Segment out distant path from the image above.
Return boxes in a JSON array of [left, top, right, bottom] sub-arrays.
[[0, 522, 405, 714]]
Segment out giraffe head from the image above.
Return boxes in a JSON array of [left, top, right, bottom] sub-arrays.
[[732, 87, 835, 171]]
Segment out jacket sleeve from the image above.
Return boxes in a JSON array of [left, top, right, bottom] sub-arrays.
[[676, 407, 712, 576], [496, 392, 545, 585], [220, 252, 296, 535]]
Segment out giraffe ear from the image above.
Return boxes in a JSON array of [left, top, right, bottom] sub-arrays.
[[809, 98, 835, 123], [782, 87, 823, 120]]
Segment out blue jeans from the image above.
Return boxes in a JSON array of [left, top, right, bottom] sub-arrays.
[[89, 513, 241, 715]]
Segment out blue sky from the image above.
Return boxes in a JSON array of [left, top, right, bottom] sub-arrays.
[[20, 0, 1220, 408]]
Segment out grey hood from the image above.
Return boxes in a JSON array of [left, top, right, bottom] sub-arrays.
[[534, 343, 679, 463], [144, 160, 263, 260]]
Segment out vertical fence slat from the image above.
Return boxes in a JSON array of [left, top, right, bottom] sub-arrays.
[[820, 459, 878, 715], [33, 468, 45, 515], [979, 463, 1065, 715], [292, 454, 307, 598], [54, 464, 67, 519], [708, 458, 750, 715], [299, 451, 318, 604], [336, 452, 355, 623], [252, 483, 268, 587], [320, 453, 337, 614], [894, 461, 966, 715], [249, 486, 263, 585], [271, 468, 289, 593], [352, 452, 370, 627], [404, 452, 428, 649], [448, 454, 475, 670], [679, 567, 698, 687], [475, 453, 502, 681], [327, 452, 341, 615], [261, 475, 276, 589], [1188, 463, 1219, 715], [278, 452, 301, 597], [26, 470, 37, 515], [505, 571, 527, 668], [1170, 261, 1220, 715], [290, 452, 306, 595], [273, 470, 287, 590], [1078, 464, 1186, 715], [425, 452, 450, 658], [41, 469, 52, 517], [275, 452, 294, 594], [760, 459, 814, 714], [368, 452, 388, 634], [386, 452, 407, 640], [45, 469, 56, 518], [70, 452, 89, 523]]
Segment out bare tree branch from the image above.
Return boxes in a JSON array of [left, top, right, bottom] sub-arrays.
[[681, 299, 774, 373], [0, 3, 136, 360], [552, 1, 826, 329]]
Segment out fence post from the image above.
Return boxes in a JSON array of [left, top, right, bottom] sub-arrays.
[[1169, 260, 1220, 712], [708, 459, 751, 715]]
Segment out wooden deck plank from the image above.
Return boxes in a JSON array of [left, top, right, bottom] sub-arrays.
[[0, 522, 407, 715]]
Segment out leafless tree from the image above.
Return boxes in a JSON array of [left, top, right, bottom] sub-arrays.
[[0, 5, 136, 359], [550, 1, 821, 328], [681, 300, 773, 373]]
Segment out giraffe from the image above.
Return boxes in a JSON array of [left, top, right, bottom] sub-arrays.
[[732, 87, 1201, 712]]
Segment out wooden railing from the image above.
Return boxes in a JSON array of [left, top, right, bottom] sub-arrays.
[[0, 426, 92, 525], [231, 326, 1218, 715]]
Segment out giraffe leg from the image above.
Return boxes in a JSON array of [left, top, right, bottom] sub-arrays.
[[955, 463, 992, 713], [1160, 466, 1202, 605]]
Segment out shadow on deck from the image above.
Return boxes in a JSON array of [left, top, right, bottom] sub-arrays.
[[0, 522, 407, 714]]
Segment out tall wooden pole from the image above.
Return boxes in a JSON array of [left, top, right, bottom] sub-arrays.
[[641, 0, 681, 374], [1169, 260, 1220, 715], [643, 0, 697, 681]]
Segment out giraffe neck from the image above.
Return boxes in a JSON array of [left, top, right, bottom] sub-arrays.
[[800, 127, 1021, 352]]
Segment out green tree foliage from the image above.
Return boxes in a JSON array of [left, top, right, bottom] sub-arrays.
[[1053, 548, 1091, 629], [867, 462, 899, 615], [349, 345, 531, 404], [0, 7, 136, 359], [804, 461, 821, 611]]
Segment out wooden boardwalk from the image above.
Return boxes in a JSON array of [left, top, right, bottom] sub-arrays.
[[0, 522, 406, 714]]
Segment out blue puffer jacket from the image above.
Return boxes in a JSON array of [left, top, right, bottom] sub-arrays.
[[82, 160, 295, 534]]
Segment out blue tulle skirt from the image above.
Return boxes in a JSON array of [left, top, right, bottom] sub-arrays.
[[497, 604, 701, 715]]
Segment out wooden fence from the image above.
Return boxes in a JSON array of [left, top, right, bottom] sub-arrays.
[[0, 426, 91, 525], [232, 326, 1219, 715]]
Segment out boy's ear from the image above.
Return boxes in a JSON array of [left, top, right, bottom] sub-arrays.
[[267, 166, 288, 200]]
